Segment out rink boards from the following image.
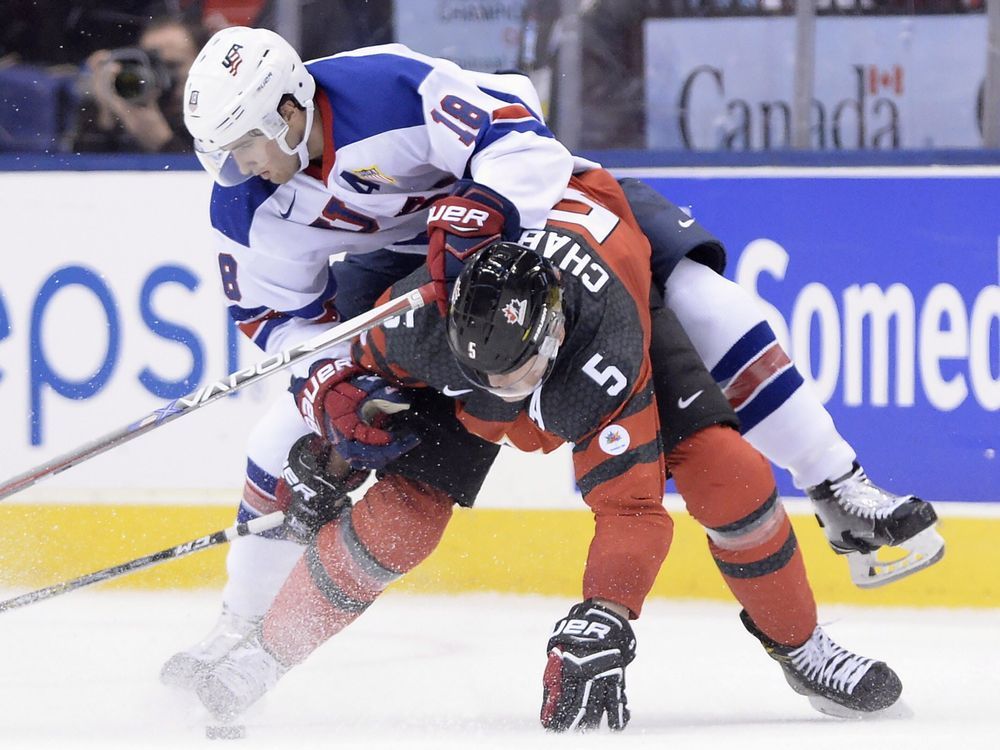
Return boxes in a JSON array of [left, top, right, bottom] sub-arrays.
[[0, 499, 996, 608]]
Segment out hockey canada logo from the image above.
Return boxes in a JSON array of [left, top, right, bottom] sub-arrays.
[[502, 298, 527, 326], [222, 43, 244, 76], [598, 424, 630, 456]]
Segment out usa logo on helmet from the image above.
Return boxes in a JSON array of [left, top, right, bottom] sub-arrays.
[[222, 43, 244, 76]]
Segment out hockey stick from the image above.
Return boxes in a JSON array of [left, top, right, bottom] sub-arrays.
[[0, 511, 285, 613], [0, 283, 435, 501]]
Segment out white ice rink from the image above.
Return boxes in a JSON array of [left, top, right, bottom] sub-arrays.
[[0, 591, 997, 750]]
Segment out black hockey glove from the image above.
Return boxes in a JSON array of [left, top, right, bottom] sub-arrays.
[[540, 600, 636, 732], [276, 434, 369, 543]]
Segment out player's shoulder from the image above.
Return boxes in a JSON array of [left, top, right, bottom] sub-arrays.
[[307, 44, 437, 93], [209, 178, 280, 248], [537, 284, 645, 442], [307, 45, 439, 149], [320, 43, 436, 64]]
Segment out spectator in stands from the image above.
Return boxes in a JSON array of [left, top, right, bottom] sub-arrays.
[[253, 0, 393, 61], [519, 0, 681, 149], [71, 16, 210, 153], [1, 1, 182, 66]]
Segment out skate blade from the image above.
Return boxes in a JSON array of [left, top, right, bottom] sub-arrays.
[[848, 527, 945, 589], [160, 653, 209, 691], [196, 675, 242, 723], [807, 695, 913, 720]]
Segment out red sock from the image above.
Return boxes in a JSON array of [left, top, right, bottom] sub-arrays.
[[262, 475, 453, 664]]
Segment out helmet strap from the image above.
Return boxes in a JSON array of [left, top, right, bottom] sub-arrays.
[[276, 101, 315, 173]]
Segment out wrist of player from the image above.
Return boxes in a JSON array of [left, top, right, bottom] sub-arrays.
[[290, 358, 360, 438], [590, 598, 631, 619], [276, 434, 369, 543], [290, 359, 421, 469]]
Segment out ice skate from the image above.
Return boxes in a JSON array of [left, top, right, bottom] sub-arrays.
[[740, 610, 901, 718], [196, 628, 289, 722], [807, 462, 944, 588], [160, 606, 261, 690]]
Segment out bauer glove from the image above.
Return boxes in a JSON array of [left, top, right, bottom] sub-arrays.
[[291, 359, 420, 470], [276, 434, 369, 543], [540, 600, 636, 732], [426, 180, 520, 314]]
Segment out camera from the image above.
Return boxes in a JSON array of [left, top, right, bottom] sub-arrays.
[[108, 47, 173, 104]]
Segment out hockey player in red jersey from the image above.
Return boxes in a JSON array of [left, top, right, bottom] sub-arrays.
[[191, 170, 903, 728], [164, 24, 933, 711]]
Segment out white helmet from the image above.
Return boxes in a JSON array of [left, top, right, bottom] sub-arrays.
[[183, 26, 316, 185]]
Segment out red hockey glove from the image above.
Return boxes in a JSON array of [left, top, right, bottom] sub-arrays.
[[291, 359, 420, 470], [276, 434, 369, 543], [540, 601, 636, 732], [426, 180, 521, 314]]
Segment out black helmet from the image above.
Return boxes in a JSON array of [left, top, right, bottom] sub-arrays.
[[447, 241, 564, 400]]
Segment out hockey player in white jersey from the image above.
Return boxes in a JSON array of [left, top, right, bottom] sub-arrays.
[[162, 26, 941, 686]]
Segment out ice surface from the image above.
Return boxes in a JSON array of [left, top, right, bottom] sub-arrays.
[[0, 591, 996, 749]]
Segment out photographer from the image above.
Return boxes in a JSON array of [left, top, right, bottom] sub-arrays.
[[72, 17, 209, 153]]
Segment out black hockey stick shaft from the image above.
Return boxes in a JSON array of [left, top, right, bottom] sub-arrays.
[[0, 511, 285, 613], [0, 283, 435, 501]]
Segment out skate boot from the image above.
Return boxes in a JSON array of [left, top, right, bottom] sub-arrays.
[[196, 628, 289, 721], [160, 606, 262, 690], [740, 610, 902, 718], [807, 462, 944, 588]]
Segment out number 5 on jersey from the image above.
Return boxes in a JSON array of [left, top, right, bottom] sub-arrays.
[[583, 353, 627, 396]]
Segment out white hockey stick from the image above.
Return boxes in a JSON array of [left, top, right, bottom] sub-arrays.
[[0, 283, 435, 501]]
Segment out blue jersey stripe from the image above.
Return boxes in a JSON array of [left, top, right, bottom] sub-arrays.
[[735, 366, 804, 432], [473, 85, 554, 158], [474, 119, 555, 157], [254, 315, 291, 349], [309, 54, 430, 149], [229, 303, 271, 322], [710, 321, 775, 383], [479, 86, 542, 121], [210, 178, 278, 247]]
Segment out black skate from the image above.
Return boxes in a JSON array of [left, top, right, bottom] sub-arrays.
[[807, 463, 944, 588], [740, 610, 902, 718]]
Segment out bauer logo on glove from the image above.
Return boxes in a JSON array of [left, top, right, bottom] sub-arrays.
[[425, 179, 521, 314], [277, 434, 369, 543], [540, 600, 636, 732], [295, 358, 355, 436], [291, 360, 421, 470]]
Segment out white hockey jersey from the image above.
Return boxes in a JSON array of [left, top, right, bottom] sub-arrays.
[[208, 43, 595, 360]]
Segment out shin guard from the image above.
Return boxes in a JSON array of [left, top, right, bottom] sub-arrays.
[[262, 474, 454, 664], [668, 425, 817, 646]]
